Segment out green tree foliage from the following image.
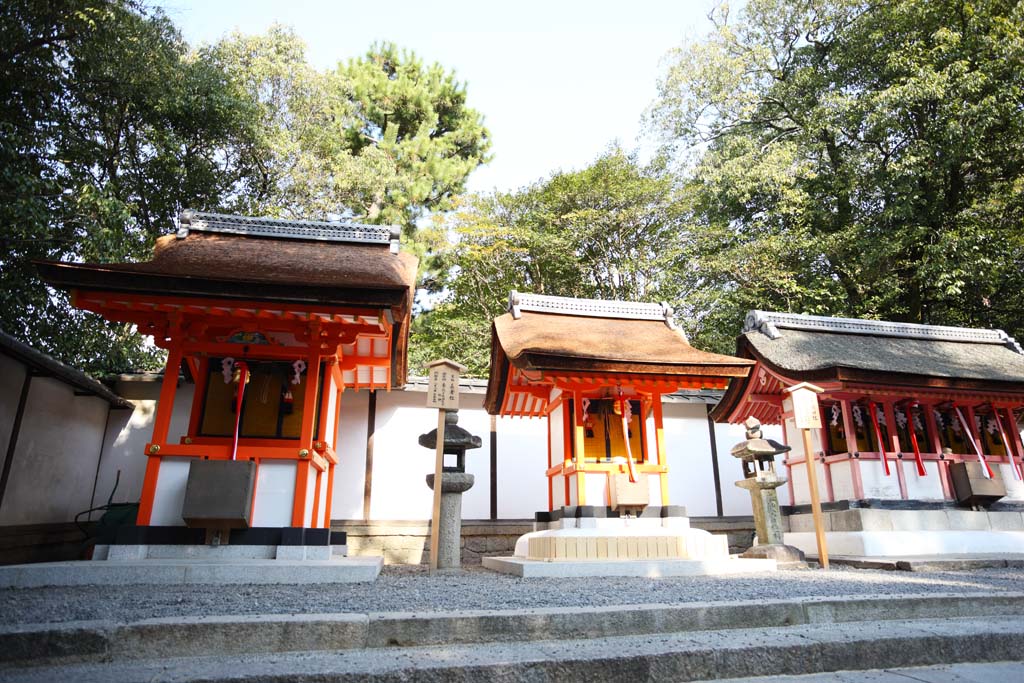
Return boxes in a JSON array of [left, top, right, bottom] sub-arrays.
[[206, 29, 491, 235], [1, 0, 261, 373], [648, 0, 1024, 352], [411, 148, 688, 375], [1, 8, 490, 375]]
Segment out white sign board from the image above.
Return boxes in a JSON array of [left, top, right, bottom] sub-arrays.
[[790, 387, 822, 430], [426, 362, 461, 410]]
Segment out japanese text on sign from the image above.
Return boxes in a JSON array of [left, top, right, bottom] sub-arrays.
[[427, 366, 460, 410], [790, 388, 822, 429]]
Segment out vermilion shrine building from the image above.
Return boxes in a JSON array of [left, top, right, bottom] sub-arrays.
[[38, 211, 416, 539], [486, 292, 753, 513], [713, 311, 1024, 557]]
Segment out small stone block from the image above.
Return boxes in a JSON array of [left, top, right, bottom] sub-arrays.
[[275, 545, 304, 560], [586, 537, 597, 559]]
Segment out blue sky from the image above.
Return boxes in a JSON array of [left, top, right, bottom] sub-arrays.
[[154, 0, 717, 193]]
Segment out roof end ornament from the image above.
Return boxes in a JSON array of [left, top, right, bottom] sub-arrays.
[[1000, 332, 1024, 355], [744, 310, 782, 339], [509, 290, 522, 320]]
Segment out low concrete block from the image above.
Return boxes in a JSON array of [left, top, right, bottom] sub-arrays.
[[107, 545, 148, 561], [888, 509, 949, 532], [988, 511, 1024, 531], [945, 509, 993, 531]]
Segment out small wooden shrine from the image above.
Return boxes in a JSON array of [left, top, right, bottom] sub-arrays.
[[485, 292, 753, 512], [712, 311, 1024, 507], [38, 210, 416, 534]]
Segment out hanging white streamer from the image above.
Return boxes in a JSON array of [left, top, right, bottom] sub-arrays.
[[954, 406, 991, 479]]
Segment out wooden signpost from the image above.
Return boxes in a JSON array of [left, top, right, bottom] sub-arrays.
[[784, 381, 829, 569], [425, 359, 465, 572]]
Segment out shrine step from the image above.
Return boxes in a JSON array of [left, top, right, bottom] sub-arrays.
[[2, 615, 1022, 682], [2, 592, 1023, 671]]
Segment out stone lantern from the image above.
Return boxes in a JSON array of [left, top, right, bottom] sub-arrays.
[[419, 411, 482, 568], [731, 416, 806, 568]]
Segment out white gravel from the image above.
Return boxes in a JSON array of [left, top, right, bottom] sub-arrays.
[[2, 564, 1023, 625]]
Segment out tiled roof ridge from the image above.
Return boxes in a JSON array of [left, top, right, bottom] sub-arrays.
[[177, 210, 402, 253], [743, 310, 1024, 355], [507, 290, 679, 332]]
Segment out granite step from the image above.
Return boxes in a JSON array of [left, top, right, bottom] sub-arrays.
[[2, 615, 1022, 682]]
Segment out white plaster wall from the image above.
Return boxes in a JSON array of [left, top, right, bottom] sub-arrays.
[[1000, 463, 1024, 501], [858, 460, 903, 499], [94, 380, 194, 511], [902, 460, 945, 500], [552, 472, 567, 508], [0, 375, 109, 525], [662, 403, 721, 516], [317, 467, 329, 524], [369, 390, 493, 520], [331, 390, 369, 520], [251, 460, 296, 527], [549, 404, 564, 464], [830, 460, 856, 501], [586, 471, 608, 506], [149, 457, 195, 525], [304, 464, 316, 527], [495, 413, 548, 517]]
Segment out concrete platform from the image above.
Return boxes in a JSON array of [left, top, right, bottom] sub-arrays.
[[786, 530, 1024, 558], [815, 553, 1024, 572], [0, 556, 383, 587], [482, 555, 777, 577]]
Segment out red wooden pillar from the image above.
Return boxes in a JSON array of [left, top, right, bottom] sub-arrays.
[[137, 344, 183, 526], [572, 390, 587, 506], [292, 354, 321, 527], [652, 392, 669, 505], [816, 397, 834, 503]]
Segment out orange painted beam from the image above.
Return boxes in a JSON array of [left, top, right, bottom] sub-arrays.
[[137, 345, 183, 526], [293, 351, 322, 526], [572, 390, 586, 505]]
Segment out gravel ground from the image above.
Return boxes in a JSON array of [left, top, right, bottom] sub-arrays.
[[2, 564, 1023, 625]]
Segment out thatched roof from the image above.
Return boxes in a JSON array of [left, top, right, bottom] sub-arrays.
[[36, 212, 418, 388], [37, 231, 417, 311], [484, 295, 753, 414], [710, 310, 1024, 423], [741, 310, 1024, 384]]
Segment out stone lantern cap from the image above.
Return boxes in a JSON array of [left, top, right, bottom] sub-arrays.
[[418, 411, 483, 454], [730, 416, 791, 461]]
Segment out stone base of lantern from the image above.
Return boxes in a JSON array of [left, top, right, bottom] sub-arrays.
[[741, 542, 807, 568], [426, 472, 475, 569]]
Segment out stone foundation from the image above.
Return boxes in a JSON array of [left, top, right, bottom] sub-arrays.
[[334, 517, 757, 565], [783, 506, 1024, 558]]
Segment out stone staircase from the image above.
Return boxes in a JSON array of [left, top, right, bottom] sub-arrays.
[[3, 593, 1023, 682]]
